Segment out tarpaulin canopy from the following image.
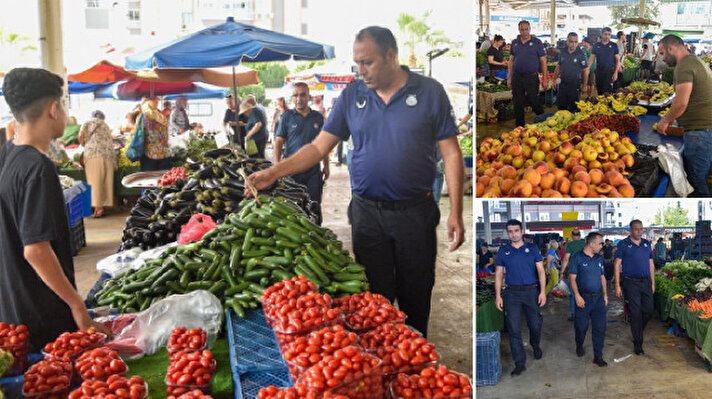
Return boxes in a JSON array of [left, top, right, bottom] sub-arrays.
[[68, 60, 258, 87], [94, 80, 228, 101], [125, 17, 334, 70], [0, 81, 113, 96]]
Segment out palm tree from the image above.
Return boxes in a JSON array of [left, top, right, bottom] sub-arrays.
[[396, 11, 454, 68]]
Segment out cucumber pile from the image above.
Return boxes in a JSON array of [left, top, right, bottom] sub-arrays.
[[121, 149, 319, 251], [95, 196, 369, 317]]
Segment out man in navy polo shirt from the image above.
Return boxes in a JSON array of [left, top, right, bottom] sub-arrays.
[[569, 232, 608, 367], [274, 82, 329, 224], [247, 26, 465, 337], [587, 27, 620, 95], [614, 219, 655, 355], [507, 20, 548, 127], [495, 219, 546, 377], [553, 32, 589, 112]]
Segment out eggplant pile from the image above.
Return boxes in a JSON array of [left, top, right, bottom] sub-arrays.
[[120, 149, 319, 251]]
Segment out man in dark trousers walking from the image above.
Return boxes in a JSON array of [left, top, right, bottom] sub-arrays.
[[507, 20, 548, 127]]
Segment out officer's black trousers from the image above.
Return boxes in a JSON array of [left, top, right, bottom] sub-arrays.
[[621, 277, 655, 347], [512, 72, 544, 127], [596, 67, 615, 95], [557, 80, 582, 112], [349, 194, 440, 337]]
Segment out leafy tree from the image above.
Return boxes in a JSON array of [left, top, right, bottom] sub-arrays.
[[232, 83, 267, 105], [0, 26, 37, 72], [652, 203, 692, 226], [292, 60, 331, 74], [607, 3, 661, 30], [242, 62, 289, 88], [396, 11, 457, 69]]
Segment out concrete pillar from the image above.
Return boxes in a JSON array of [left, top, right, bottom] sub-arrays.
[[485, 0, 490, 35], [479, 0, 484, 35], [551, 0, 556, 45], [483, 202, 492, 244], [521, 201, 527, 232], [506, 201, 513, 221], [638, 0, 645, 41], [38, 0, 64, 77]]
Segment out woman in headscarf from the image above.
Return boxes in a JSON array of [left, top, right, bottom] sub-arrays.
[[79, 110, 116, 218], [137, 99, 171, 171]]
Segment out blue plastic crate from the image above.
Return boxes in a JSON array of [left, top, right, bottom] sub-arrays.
[[233, 368, 292, 399], [226, 309, 288, 374], [464, 156, 473, 168], [79, 182, 92, 218], [476, 331, 501, 387], [494, 70, 508, 79], [66, 193, 83, 228], [70, 218, 86, 256], [0, 353, 44, 399]]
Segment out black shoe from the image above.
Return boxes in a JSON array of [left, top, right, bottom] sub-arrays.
[[533, 347, 542, 359], [593, 357, 608, 367], [576, 346, 585, 357], [634, 346, 644, 355], [511, 365, 526, 376], [568, 316, 575, 322]]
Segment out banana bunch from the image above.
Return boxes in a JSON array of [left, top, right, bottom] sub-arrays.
[[610, 97, 629, 113], [653, 122, 658, 130], [630, 106, 647, 117], [658, 107, 670, 117]]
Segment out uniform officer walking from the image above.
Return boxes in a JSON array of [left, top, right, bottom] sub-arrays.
[[553, 32, 588, 112], [560, 229, 585, 321], [507, 20, 548, 127], [248, 26, 466, 337], [568, 232, 608, 367], [614, 219, 655, 355], [274, 82, 330, 224], [495, 219, 547, 376], [588, 27, 620, 95]]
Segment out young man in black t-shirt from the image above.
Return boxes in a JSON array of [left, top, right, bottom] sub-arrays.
[[0, 68, 109, 351]]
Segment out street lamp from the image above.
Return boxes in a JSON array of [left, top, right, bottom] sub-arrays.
[[426, 48, 449, 77]]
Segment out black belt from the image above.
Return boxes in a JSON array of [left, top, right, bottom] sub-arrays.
[[514, 72, 538, 76], [506, 284, 538, 291], [354, 192, 432, 211], [623, 276, 650, 282], [581, 291, 602, 297]]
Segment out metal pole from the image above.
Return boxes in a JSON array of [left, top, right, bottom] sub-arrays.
[[485, 0, 491, 35], [483, 202, 492, 244], [551, 0, 556, 46], [599, 202, 603, 229], [479, 0, 484, 35], [521, 201, 527, 232], [231, 65, 239, 147], [506, 201, 513, 221]]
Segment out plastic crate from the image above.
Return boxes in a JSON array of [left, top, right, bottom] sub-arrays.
[[494, 70, 508, 79], [70, 218, 86, 256], [476, 331, 501, 387], [79, 182, 92, 218], [464, 157, 473, 168], [0, 353, 44, 399], [233, 369, 292, 399], [226, 309, 288, 374], [66, 193, 84, 228]]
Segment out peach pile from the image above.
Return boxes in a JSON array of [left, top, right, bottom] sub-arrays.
[[476, 127, 636, 198]]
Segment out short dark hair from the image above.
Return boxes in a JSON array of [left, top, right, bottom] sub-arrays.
[[355, 26, 398, 56], [630, 219, 643, 228], [586, 232, 603, 245], [3, 68, 64, 123], [493, 34, 504, 42], [506, 219, 523, 229], [658, 237, 664, 242], [567, 32, 578, 38], [583, 37, 592, 44], [659, 34, 685, 49], [602, 27, 612, 33], [518, 20, 530, 28], [92, 110, 105, 120], [572, 229, 581, 236], [617, 31, 625, 38]]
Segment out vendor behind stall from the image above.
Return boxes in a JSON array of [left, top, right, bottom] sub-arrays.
[[0, 68, 109, 351], [656, 34, 712, 197]]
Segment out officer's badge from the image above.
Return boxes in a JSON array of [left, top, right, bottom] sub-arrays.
[[505, 251, 511, 256], [529, 42, 533, 46], [525, 248, 530, 253], [406, 94, 417, 107], [356, 97, 367, 109], [313, 123, 319, 129], [574, 58, 577, 62]]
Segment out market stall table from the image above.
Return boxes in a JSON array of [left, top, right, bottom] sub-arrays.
[[476, 90, 512, 115], [655, 293, 712, 362]]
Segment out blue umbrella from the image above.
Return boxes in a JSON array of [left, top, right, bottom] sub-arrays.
[[0, 81, 113, 96], [94, 80, 228, 101], [125, 17, 334, 70]]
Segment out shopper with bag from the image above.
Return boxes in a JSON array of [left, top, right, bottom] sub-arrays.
[[495, 219, 547, 376], [241, 100, 268, 158], [79, 110, 116, 218], [568, 232, 609, 367], [132, 99, 171, 171]]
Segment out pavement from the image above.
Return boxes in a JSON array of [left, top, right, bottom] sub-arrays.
[[73, 161, 474, 377]]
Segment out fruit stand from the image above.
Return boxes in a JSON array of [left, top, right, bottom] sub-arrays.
[[475, 274, 503, 333]]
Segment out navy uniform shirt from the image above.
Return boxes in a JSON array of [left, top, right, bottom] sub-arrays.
[[276, 109, 324, 176], [593, 41, 619, 69], [557, 47, 588, 82], [511, 36, 546, 74], [568, 250, 604, 294], [495, 242, 543, 286], [615, 237, 653, 278], [323, 66, 458, 201]]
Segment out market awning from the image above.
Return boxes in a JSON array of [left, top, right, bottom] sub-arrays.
[[93, 80, 228, 101], [0, 81, 113, 96]]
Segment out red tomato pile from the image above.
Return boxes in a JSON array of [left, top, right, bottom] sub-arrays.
[[0, 322, 29, 376], [296, 346, 383, 399], [332, 292, 390, 315], [261, 276, 317, 312], [170, 389, 214, 399], [344, 302, 406, 332], [22, 359, 73, 397], [266, 292, 332, 322], [68, 375, 147, 399], [358, 323, 421, 352], [165, 350, 216, 397], [272, 308, 342, 349], [390, 366, 472, 398], [283, 325, 358, 381], [376, 337, 440, 376], [257, 386, 350, 399], [168, 327, 207, 357], [158, 167, 187, 186], [76, 347, 128, 381], [43, 328, 105, 361], [566, 115, 640, 137]]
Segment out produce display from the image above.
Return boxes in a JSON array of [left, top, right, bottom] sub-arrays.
[[333, 292, 390, 316], [476, 82, 509, 93], [170, 389, 213, 399], [622, 56, 640, 69], [168, 327, 207, 355], [476, 278, 495, 308], [117, 133, 141, 169], [22, 359, 73, 398], [297, 346, 383, 398], [75, 347, 128, 381], [265, 291, 332, 323], [42, 328, 105, 362], [343, 302, 406, 331], [282, 325, 359, 381], [566, 115, 640, 137], [358, 323, 421, 352], [95, 197, 369, 315], [185, 134, 218, 163], [390, 365, 472, 398], [158, 167, 188, 187], [165, 350, 216, 397], [476, 127, 638, 198], [0, 323, 28, 377], [69, 375, 147, 399], [618, 81, 675, 104], [374, 337, 439, 376], [120, 150, 319, 251], [657, 260, 712, 298], [458, 134, 473, 158]]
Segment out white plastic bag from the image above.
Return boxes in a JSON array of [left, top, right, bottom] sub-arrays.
[[103, 291, 223, 360], [96, 242, 179, 277], [654, 144, 694, 197]]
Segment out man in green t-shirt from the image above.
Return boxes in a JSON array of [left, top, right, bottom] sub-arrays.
[[561, 229, 586, 321], [656, 34, 712, 197], [581, 37, 597, 98]]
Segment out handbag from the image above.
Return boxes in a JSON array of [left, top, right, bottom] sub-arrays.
[[126, 114, 145, 162], [245, 139, 258, 156]]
